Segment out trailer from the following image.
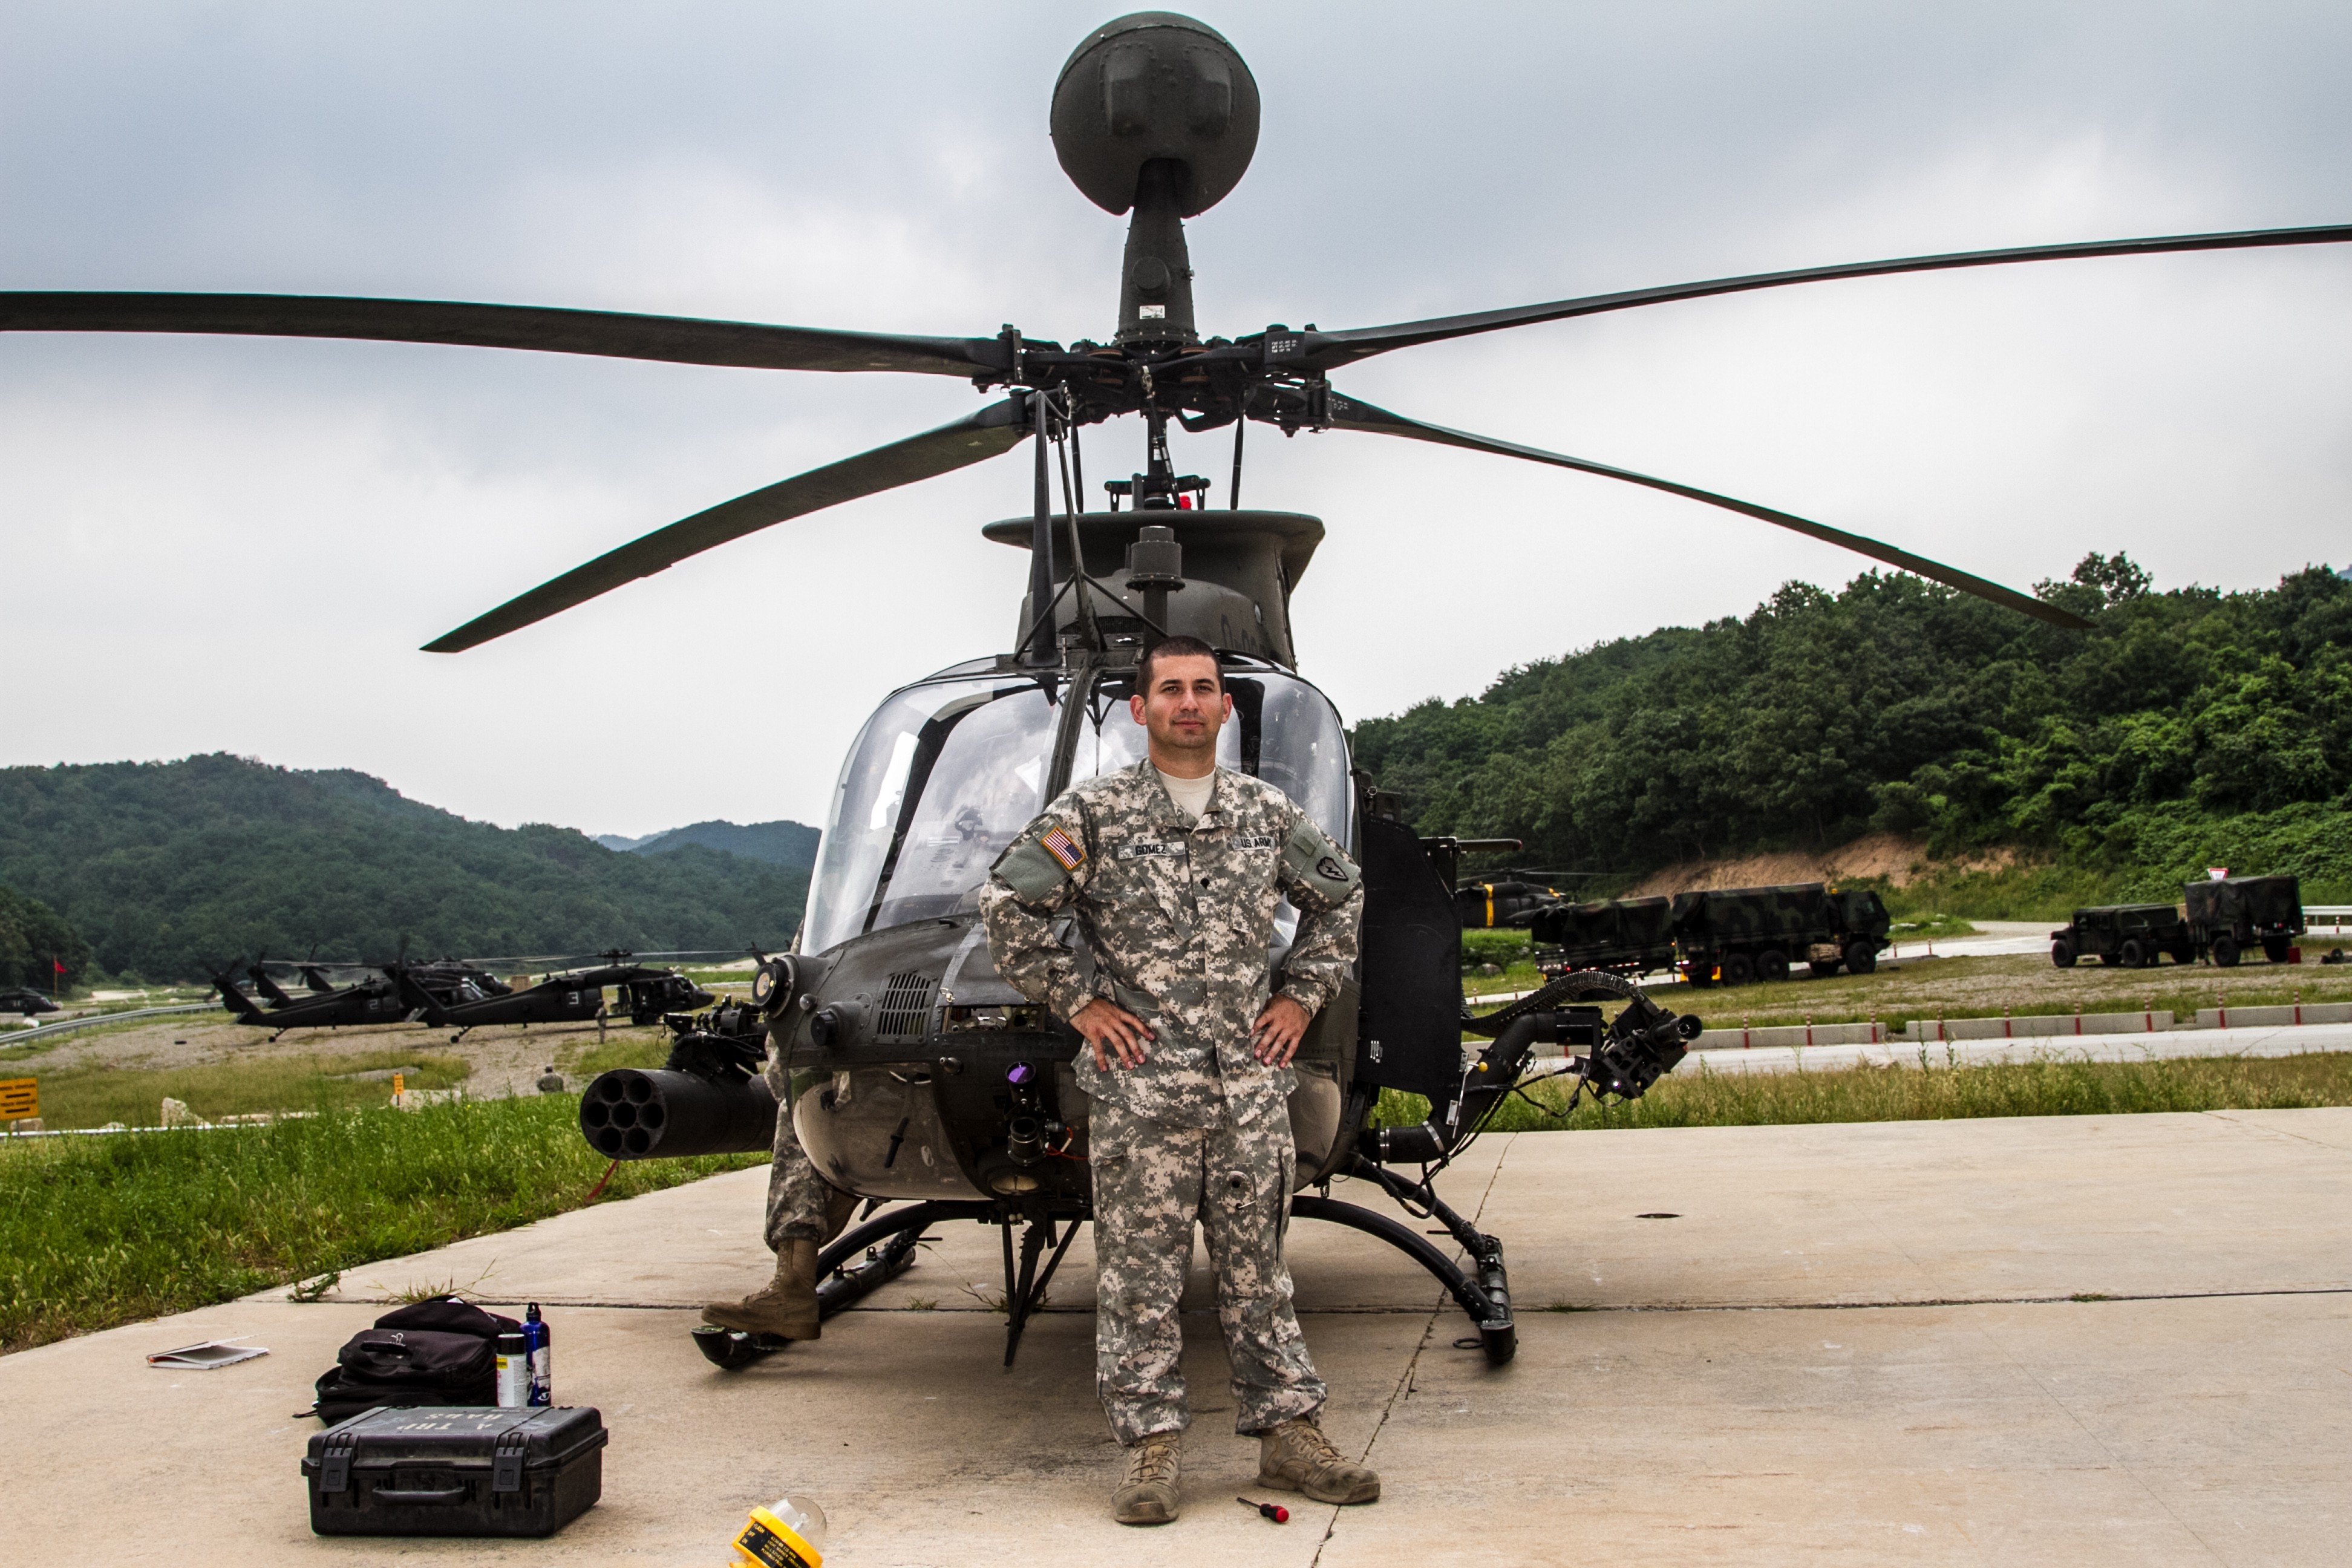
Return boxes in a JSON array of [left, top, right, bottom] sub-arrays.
[[2185, 874, 2304, 966]]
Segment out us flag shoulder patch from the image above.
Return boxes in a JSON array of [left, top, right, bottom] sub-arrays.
[[1040, 826, 1086, 871]]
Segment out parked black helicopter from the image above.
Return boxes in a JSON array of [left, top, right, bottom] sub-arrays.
[[0, 988, 63, 1017], [217, 952, 710, 1042], [12, 13, 2350, 1367], [395, 952, 714, 1042], [213, 962, 413, 1040], [245, 956, 506, 1011]]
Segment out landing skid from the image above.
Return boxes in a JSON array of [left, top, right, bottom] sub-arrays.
[[1292, 1155, 1515, 1365], [691, 1161, 1517, 1372]]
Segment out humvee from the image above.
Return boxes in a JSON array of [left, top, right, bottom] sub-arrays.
[[2049, 904, 2192, 969]]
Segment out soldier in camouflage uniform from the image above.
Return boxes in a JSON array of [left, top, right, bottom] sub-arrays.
[[980, 635, 1381, 1526], [701, 1034, 857, 1340]]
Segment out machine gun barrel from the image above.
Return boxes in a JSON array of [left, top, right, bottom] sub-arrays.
[[1367, 976, 1700, 1165], [579, 1067, 778, 1160]]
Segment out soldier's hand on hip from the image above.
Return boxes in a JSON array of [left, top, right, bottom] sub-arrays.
[[1251, 995, 1312, 1066], [1070, 997, 1153, 1069]]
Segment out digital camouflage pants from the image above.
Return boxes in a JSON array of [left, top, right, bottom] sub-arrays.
[[1088, 1097, 1327, 1445], [761, 1058, 834, 1250]]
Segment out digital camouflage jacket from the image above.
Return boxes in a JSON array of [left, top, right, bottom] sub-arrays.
[[979, 759, 1363, 1128]]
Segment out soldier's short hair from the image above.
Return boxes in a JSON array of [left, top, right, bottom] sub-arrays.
[[1136, 635, 1223, 695]]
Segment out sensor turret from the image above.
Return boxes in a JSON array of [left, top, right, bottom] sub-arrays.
[[1051, 13, 1260, 345]]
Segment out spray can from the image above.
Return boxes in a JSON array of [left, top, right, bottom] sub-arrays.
[[731, 1494, 827, 1567], [524, 1302, 552, 1406], [494, 1330, 529, 1408]]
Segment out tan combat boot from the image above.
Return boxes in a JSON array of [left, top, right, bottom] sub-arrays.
[[701, 1237, 822, 1340], [1258, 1416, 1380, 1504], [1111, 1432, 1182, 1526]]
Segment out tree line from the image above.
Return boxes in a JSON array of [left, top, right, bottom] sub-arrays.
[[1350, 555, 2351, 901], [0, 754, 809, 982]]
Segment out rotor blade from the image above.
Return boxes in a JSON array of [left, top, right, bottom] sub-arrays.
[[0, 292, 1024, 377], [425, 397, 1030, 652], [1291, 222, 2352, 371], [1312, 391, 2091, 630]]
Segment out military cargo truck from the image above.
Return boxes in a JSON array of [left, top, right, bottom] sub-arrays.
[[1674, 883, 1891, 985], [1528, 896, 1677, 978], [2185, 874, 2304, 965], [2049, 904, 2193, 969]]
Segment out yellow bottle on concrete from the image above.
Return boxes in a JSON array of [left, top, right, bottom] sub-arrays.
[[731, 1494, 826, 1567]]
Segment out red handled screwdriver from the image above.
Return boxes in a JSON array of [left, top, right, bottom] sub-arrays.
[[1236, 1497, 1290, 1523]]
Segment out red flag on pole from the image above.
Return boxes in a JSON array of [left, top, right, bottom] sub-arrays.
[[53, 959, 65, 975]]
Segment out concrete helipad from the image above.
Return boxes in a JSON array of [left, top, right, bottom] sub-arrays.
[[7, 1109, 2348, 1565]]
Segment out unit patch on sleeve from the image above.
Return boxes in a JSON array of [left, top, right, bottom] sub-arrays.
[[1040, 826, 1086, 872]]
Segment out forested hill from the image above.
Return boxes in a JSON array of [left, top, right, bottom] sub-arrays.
[[0, 755, 809, 981], [1351, 555, 2351, 899], [596, 819, 820, 867]]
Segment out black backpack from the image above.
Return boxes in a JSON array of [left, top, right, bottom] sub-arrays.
[[310, 1298, 520, 1423]]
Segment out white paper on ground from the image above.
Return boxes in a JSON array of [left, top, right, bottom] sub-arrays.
[[145, 1339, 268, 1370]]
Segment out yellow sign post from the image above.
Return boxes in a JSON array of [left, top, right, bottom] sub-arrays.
[[0, 1077, 39, 1123]]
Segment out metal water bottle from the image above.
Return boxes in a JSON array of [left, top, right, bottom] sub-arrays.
[[494, 1330, 529, 1408], [524, 1302, 552, 1406]]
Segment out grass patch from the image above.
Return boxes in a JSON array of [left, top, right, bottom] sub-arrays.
[[564, 1033, 673, 1079], [0, 1094, 766, 1352], [1875, 861, 2130, 924], [1461, 928, 1544, 996], [1885, 914, 1978, 940], [27, 1051, 474, 1131], [1375, 1050, 2352, 1136]]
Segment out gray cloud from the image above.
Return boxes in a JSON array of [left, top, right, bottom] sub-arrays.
[[3, 2, 2346, 833]]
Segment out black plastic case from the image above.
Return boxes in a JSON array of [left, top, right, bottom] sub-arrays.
[[302, 1405, 607, 1537]]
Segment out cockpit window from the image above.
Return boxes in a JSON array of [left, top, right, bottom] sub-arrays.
[[802, 676, 1059, 956]]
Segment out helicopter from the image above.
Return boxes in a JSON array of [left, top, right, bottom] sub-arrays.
[[212, 961, 413, 1040], [10, 12, 2351, 1368], [246, 955, 508, 1010], [394, 951, 715, 1042]]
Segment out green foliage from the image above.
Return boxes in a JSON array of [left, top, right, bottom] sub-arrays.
[[1352, 558, 2352, 895], [1374, 1048, 2352, 1137], [0, 754, 811, 981], [0, 884, 90, 990], [1460, 928, 1534, 963], [0, 1094, 766, 1351]]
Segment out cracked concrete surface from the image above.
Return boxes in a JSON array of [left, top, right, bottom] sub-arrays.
[[5, 1108, 2346, 1564]]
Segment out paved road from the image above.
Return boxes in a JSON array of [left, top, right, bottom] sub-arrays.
[[7, 1107, 2348, 1564], [1686, 1019, 2352, 1075]]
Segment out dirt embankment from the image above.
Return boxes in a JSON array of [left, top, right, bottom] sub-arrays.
[[1623, 832, 2026, 898]]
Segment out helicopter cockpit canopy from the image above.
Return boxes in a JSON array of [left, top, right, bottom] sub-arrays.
[[800, 657, 1353, 957]]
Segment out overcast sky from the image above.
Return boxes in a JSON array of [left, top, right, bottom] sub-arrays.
[[4, 2, 2347, 837]]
